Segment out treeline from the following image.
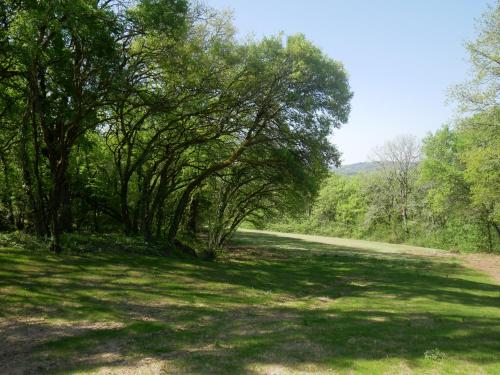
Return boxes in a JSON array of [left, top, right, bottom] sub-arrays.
[[269, 116, 499, 252], [268, 3, 499, 253], [0, 0, 352, 255]]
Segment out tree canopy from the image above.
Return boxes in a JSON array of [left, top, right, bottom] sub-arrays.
[[0, 0, 352, 255]]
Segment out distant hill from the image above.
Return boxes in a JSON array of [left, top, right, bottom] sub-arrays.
[[333, 162, 377, 176]]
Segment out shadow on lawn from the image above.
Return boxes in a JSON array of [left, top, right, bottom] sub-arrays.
[[0, 231, 499, 374]]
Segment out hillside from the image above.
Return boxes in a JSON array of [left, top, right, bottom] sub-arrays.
[[333, 161, 377, 175]]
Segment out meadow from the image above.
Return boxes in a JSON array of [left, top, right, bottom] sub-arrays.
[[1, 230, 499, 374]]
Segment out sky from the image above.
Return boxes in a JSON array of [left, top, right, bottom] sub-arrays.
[[204, 0, 492, 164]]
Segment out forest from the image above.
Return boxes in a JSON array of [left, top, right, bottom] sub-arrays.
[[0, 0, 353, 256], [1, 1, 497, 256], [0, 0, 500, 254], [0, 1, 499, 374], [270, 116, 499, 252]]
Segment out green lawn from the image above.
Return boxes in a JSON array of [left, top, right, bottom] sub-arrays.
[[0, 231, 499, 374]]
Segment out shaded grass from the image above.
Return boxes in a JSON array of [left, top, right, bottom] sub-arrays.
[[0, 231, 499, 374]]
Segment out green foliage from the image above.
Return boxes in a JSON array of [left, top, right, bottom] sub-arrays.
[[420, 125, 467, 216], [449, 3, 499, 113], [424, 348, 447, 362], [312, 174, 367, 236], [0, 231, 48, 252], [0, 1, 352, 254], [419, 112, 500, 252], [0, 0, 495, 255], [459, 109, 500, 226], [128, 0, 188, 35], [269, 121, 499, 253], [267, 5, 500, 254]]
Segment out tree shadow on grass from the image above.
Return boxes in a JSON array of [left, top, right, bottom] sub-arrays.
[[1, 304, 499, 374], [0, 231, 499, 374]]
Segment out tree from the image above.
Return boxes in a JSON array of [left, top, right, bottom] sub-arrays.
[[164, 33, 352, 249], [0, 0, 188, 251], [203, 162, 285, 255], [420, 117, 499, 252], [442, 1, 500, 251], [0, 2, 353, 257], [459, 108, 500, 238], [2, 0, 124, 251], [202, 136, 331, 256], [450, 2, 499, 113], [312, 174, 367, 237], [368, 135, 421, 237]]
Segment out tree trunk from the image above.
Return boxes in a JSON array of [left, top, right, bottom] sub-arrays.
[[60, 177, 73, 232], [486, 221, 493, 253], [19, 108, 48, 236], [142, 215, 153, 242], [47, 149, 70, 254], [186, 195, 199, 236], [402, 207, 409, 237], [0, 154, 15, 227], [165, 137, 254, 252], [155, 205, 165, 239], [119, 180, 133, 234]]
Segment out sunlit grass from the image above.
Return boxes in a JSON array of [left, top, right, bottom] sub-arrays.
[[0, 231, 499, 374]]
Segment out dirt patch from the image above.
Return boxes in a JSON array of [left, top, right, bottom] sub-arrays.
[[224, 245, 290, 260], [460, 253, 500, 284], [0, 317, 126, 374]]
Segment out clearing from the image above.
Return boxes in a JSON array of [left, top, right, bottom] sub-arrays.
[[0, 230, 499, 374]]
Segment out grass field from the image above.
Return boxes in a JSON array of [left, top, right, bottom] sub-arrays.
[[1, 230, 499, 374]]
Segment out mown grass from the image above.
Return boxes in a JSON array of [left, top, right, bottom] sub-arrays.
[[0, 231, 499, 374]]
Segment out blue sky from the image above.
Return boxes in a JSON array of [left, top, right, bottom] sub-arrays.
[[204, 0, 491, 164]]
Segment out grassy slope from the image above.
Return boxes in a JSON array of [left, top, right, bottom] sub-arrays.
[[0, 231, 499, 374]]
